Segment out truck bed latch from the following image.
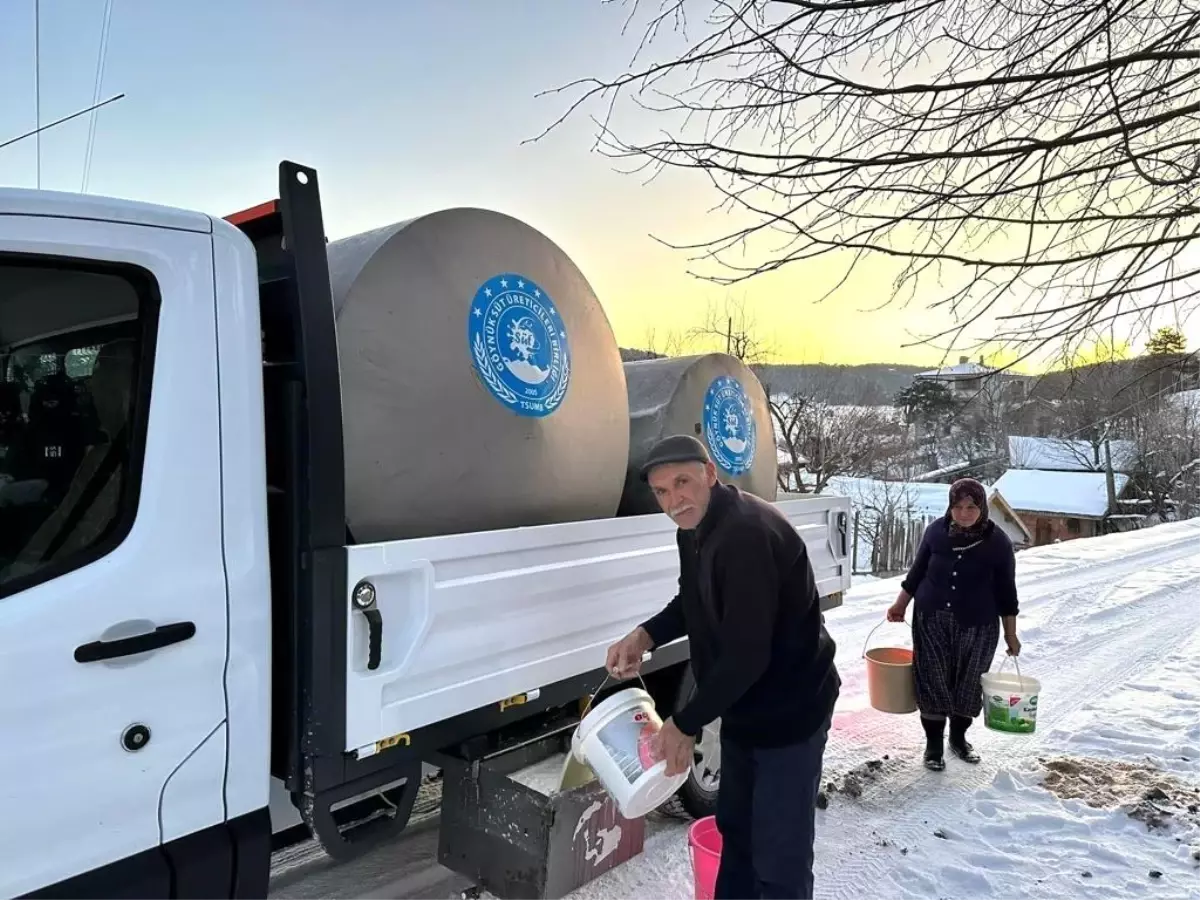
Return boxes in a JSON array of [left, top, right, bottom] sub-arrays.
[[352, 581, 382, 670]]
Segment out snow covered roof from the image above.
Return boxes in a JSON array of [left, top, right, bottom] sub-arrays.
[[822, 475, 1033, 544], [1008, 435, 1137, 473], [916, 361, 994, 379], [1168, 389, 1200, 413], [988, 489, 1034, 545], [992, 468, 1129, 518], [911, 460, 972, 481], [824, 476, 954, 516]]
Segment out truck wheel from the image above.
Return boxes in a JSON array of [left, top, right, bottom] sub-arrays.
[[660, 667, 720, 820]]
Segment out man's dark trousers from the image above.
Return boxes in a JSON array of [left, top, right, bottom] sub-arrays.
[[713, 714, 831, 900]]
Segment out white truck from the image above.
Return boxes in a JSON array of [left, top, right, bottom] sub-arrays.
[[0, 161, 851, 899]]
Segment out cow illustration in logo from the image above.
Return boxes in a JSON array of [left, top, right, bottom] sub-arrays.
[[703, 374, 757, 475], [467, 273, 571, 418]]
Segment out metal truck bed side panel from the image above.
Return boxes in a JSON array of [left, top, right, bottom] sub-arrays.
[[343, 496, 850, 753]]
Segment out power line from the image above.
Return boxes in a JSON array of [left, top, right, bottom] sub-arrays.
[[0, 94, 125, 154], [82, 0, 115, 193]]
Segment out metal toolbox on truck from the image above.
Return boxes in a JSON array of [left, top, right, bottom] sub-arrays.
[[437, 729, 644, 899]]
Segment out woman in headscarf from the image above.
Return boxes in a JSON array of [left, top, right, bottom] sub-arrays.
[[887, 478, 1021, 771]]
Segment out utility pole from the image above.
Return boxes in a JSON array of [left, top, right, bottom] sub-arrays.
[[1103, 437, 1117, 533]]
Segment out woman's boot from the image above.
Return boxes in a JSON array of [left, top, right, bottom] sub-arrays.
[[921, 716, 945, 771], [949, 714, 981, 763]]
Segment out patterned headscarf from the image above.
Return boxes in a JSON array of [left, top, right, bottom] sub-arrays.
[[947, 477, 989, 537]]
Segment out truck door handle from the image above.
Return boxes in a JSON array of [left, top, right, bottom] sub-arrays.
[[363, 608, 383, 670], [74, 622, 197, 663]]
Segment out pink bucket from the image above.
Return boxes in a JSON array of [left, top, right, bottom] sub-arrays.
[[688, 817, 722, 900]]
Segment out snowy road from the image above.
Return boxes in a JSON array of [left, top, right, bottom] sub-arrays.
[[270, 520, 1200, 899]]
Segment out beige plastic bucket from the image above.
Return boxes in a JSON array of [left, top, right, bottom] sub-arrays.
[[863, 620, 917, 714]]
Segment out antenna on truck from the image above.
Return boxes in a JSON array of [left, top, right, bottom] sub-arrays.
[[0, 93, 125, 155]]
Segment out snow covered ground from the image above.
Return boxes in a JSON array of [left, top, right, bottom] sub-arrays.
[[271, 520, 1200, 899], [568, 519, 1200, 899]]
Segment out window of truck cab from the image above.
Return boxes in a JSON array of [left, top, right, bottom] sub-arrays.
[[0, 255, 159, 598]]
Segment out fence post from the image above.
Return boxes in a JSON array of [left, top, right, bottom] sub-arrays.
[[852, 511, 860, 573]]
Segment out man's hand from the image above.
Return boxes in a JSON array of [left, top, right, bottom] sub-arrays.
[[1005, 631, 1022, 657], [605, 627, 653, 679], [654, 718, 695, 778]]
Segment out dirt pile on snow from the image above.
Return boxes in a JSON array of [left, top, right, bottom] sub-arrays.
[[1040, 755, 1200, 832], [821, 755, 903, 804]]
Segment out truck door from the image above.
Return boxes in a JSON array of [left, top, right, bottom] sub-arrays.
[[0, 211, 231, 898]]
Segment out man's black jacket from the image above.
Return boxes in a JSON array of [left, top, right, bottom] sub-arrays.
[[640, 482, 840, 748]]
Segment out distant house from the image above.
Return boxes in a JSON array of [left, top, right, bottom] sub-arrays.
[[915, 356, 997, 396], [915, 356, 1031, 399], [992, 468, 1130, 545], [819, 475, 1032, 574], [988, 490, 1034, 549], [908, 361, 1035, 472], [1008, 435, 1137, 473]]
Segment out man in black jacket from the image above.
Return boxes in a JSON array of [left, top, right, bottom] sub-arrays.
[[606, 435, 839, 900]]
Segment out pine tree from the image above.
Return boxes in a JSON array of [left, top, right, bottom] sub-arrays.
[[1146, 327, 1187, 356]]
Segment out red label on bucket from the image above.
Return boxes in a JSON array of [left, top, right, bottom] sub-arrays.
[[637, 722, 662, 768], [597, 708, 663, 785]]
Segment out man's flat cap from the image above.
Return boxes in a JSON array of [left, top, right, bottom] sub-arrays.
[[639, 434, 711, 481]]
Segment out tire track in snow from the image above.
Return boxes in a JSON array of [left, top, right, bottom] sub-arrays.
[[814, 534, 1200, 900]]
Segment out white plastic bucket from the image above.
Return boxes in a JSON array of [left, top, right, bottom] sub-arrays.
[[571, 687, 689, 819], [981, 657, 1041, 734]]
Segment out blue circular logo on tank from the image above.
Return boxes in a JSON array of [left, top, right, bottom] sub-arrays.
[[468, 273, 571, 417], [703, 375, 756, 475]]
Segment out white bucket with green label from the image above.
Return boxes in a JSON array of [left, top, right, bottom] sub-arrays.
[[981, 657, 1041, 734]]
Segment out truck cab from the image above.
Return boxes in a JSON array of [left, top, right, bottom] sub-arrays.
[[0, 190, 272, 897], [0, 163, 851, 899]]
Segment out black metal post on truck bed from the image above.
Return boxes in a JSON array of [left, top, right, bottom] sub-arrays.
[[230, 162, 429, 861], [273, 162, 351, 795], [226, 161, 350, 798]]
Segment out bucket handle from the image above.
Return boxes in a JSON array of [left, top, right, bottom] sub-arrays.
[[862, 618, 911, 658], [580, 669, 649, 720], [995, 653, 1027, 690]]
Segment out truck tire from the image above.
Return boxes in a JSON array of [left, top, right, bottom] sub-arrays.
[[660, 666, 720, 820]]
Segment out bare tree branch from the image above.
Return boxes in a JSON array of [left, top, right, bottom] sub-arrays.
[[765, 367, 901, 491], [540, 0, 1200, 357], [686, 295, 777, 362]]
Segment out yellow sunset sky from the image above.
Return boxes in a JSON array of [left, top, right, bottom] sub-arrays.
[[3, 3, 1197, 370]]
